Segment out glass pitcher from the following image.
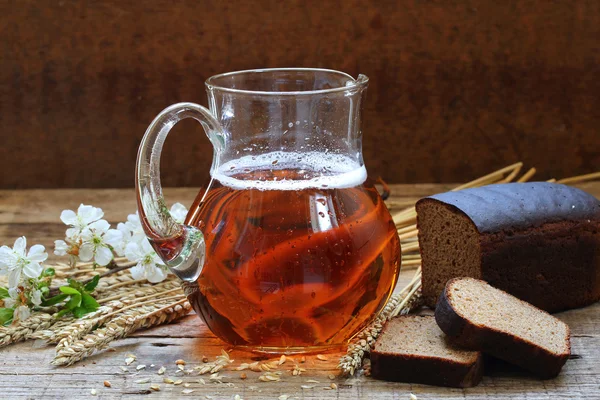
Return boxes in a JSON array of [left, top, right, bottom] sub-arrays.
[[136, 68, 400, 353]]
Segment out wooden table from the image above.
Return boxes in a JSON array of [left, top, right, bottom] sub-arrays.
[[1, 183, 599, 399]]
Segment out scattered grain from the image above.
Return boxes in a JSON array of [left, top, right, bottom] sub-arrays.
[[119, 366, 128, 373], [150, 384, 160, 391], [330, 383, 338, 390], [300, 356, 306, 363], [176, 359, 186, 365], [135, 378, 151, 384], [278, 355, 286, 365], [328, 374, 336, 380], [306, 379, 320, 383], [301, 385, 315, 389], [90, 388, 97, 396], [163, 378, 174, 384], [157, 366, 166, 375], [410, 394, 418, 400], [173, 379, 183, 385], [240, 373, 247, 380], [202, 356, 209, 363], [316, 354, 328, 361], [182, 389, 194, 394], [103, 381, 111, 388], [136, 364, 146, 371]]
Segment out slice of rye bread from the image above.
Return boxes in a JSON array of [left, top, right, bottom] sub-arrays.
[[371, 315, 484, 387], [435, 277, 571, 379]]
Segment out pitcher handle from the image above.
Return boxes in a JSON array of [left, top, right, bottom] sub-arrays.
[[135, 102, 224, 282]]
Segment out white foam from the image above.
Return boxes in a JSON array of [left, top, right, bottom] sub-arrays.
[[212, 151, 367, 191]]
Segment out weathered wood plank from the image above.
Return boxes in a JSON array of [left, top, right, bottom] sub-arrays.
[[0, 184, 599, 399]]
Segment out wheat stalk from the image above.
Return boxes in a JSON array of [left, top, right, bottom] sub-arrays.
[[52, 299, 191, 366], [0, 312, 56, 347]]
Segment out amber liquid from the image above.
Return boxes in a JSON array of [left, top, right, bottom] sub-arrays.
[[183, 168, 400, 350]]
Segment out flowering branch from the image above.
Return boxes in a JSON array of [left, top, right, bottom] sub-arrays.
[[0, 202, 188, 325]]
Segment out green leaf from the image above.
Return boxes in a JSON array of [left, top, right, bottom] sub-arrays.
[[55, 309, 70, 319], [59, 286, 80, 296], [0, 308, 14, 326], [41, 293, 68, 306], [81, 293, 100, 311], [0, 287, 9, 299], [84, 275, 100, 292], [72, 306, 88, 319], [67, 278, 83, 291], [42, 268, 55, 277], [65, 293, 82, 310]]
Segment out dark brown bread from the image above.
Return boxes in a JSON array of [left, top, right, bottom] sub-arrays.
[[416, 182, 600, 312], [371, 315, 483, 387], [435, 277, 571, 379]]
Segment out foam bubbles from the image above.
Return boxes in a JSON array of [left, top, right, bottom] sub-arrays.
[[213, 151, 367, 191]]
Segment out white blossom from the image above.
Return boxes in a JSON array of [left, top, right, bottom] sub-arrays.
[[125, 213, 146, 244], [30, 289, 43, 306], [170, 203, 188, 224], [60, 204, 104, 240], [3, 287, 19, 309], [0, 237, 47, 288], [125, 239, 168, 283], [111, 222, 132, 256], [79, 220, 123, 266], [53, 239, 70, 256], [3, 288, 31, 322], [13, 305, 31, 322]]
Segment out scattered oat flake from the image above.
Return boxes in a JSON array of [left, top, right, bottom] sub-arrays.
[[306, 379, 320, 383], [119, 366, 128, 372], [328, 374, 336, 380], [90, 388, 97, 396], [125, 357, 135, 365], [163, 378, 174, 384], [136, 364, 146, 371], [177, 364, 185, 371], [198, 378, 206, 385], [278, 355, 286, 365], [184, 383, 191, 387], [182, 389, 194, 394], [157, 366, 166, 375], [135, 378, 151, 384], [410, 394, 418, 400], [330, 383, 338, 389], [103, 381, 111, 388], [301, 385, 315, 389], [176, 359, 186, 365], [150, 384, 160, 391], [173, 380, 183, 385], [316, 354, 327, 361], [150, 364, 155, 367]]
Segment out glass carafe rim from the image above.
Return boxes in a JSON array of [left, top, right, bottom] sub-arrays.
[[205, 67, 368, 96]]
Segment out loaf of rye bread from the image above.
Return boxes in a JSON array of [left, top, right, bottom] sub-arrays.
[[435, 278, 571, 379], [371, 315, 483, 387], [416, 182, 600, 312]]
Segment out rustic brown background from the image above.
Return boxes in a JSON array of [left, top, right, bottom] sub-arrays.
[[1, 0, 599, 189]]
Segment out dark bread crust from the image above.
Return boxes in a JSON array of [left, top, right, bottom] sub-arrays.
[[370, 350, 483, 388], [435, 278, 571, 379], [423, 182, 600, 233], [370, 316, 483, 388], [418, 182, 600, 312]]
